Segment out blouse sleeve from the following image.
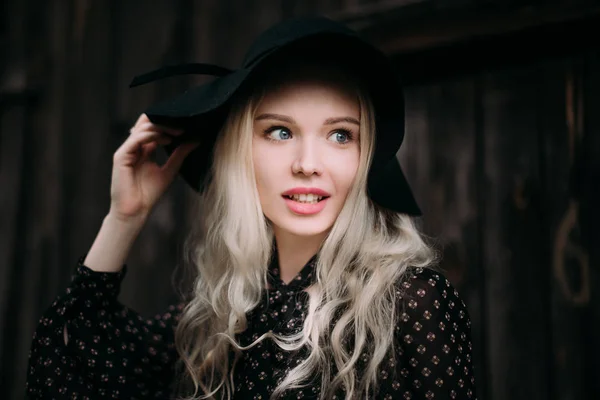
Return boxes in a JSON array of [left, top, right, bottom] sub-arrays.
[[386, 267, 477, 399], [26, 257, 183, 400]]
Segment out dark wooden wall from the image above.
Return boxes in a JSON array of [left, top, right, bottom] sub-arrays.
[[1, 0, 598, 399], [401, 56, 600, 398]]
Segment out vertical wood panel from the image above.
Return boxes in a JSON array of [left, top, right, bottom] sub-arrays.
[[582, 48, 600, 398], [60, 0, 114, 280], [0, 0, 71, 397], [542, 59, 588, 400], [482, 65, 551, 399], [0, 104, 26, 388], [0, 1, 29, 372]]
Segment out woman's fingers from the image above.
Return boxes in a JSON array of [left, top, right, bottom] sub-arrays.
[[108, 114, 192, 220], [115, 113, 197, 184], [121, 115, 185, 158], [116, 130, 173, 160]]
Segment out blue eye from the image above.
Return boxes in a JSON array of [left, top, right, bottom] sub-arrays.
[[329, 129, 353, 144], [265, 127, 292, 141]]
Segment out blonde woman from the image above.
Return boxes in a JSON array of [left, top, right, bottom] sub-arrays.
[[26, 17, 477, 399]]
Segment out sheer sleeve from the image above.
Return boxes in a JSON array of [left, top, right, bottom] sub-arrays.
[[385, 267, 477, 399], [26, 257, 183, 399]]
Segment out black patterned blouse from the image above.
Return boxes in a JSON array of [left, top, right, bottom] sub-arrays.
[[26, 254, 477, 399]]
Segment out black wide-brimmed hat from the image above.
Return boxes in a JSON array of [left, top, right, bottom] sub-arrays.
[[130, 16, 421, 215]]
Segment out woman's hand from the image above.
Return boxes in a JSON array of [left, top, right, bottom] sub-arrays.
[[109, 114, 199, 224]]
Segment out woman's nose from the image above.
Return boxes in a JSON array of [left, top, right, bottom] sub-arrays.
[[291, 138, 324, 176]]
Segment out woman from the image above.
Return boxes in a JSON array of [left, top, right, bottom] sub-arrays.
[[26, 17, 476, 399]]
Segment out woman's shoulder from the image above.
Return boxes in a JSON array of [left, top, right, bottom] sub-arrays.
[[397, 266, 464, 298], [394, 266, 472, 328], [385, 267, 477, 398]]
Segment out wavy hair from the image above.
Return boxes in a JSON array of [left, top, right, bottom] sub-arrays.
[[174, 62, 438, 399]]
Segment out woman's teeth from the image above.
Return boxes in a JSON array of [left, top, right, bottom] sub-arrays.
[[286, 194, 324, 204]]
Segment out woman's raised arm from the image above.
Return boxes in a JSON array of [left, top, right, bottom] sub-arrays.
[[26, 114, 198, 399], [85, 113, 198, 273]]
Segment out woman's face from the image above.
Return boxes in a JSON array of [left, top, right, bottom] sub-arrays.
[[252, 77, 361, 239]]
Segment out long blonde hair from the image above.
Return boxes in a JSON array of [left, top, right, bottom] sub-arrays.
[[174, 63, 438, 399]]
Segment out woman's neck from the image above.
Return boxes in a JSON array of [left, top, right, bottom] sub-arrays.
[[273, 229, 326, 284]]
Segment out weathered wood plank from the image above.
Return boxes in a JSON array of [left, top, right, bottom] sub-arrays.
[[0, 0, 29, 376], [2, 4, 114, 397], [59, 0, 114, 268], [349, 1, 600, 54], [581, 48, 600, 398], [0, 0, 71, 397], [541, 58, 589, 400], [0, 103, 26, 390], [34, 0, 70, 309], [482, 64, 552, 399]]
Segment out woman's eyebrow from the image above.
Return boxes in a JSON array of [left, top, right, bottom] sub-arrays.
[[324, 117, 359, 126], [255, 113, 294, 123]]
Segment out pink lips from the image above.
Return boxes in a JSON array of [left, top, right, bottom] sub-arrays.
[[281, 187, 331, 215]]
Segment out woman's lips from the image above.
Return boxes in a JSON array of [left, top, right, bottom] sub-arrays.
[[282, 196, 329, 215]]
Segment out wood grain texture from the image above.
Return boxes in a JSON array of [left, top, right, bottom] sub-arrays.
[[482, 64, 552, 400], [542, 59, 589, 400], [0, 0, 72, 397], [0, 103, 27, 393], [352, 0, 600, 54], [581, 48, 600, 398]]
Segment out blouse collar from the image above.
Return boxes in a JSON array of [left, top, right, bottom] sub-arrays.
[[267, 249, 318, 292]]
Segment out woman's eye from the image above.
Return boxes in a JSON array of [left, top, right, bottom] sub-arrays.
[[329, 130, 352, 144], [267, 127, 292, 141]]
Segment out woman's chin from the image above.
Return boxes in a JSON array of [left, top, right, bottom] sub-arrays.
[[271, 216, 334, 238]]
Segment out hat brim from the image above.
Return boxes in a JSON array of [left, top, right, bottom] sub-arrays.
[[144, 69, 251, 191], [368, 156, 421, 216]]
